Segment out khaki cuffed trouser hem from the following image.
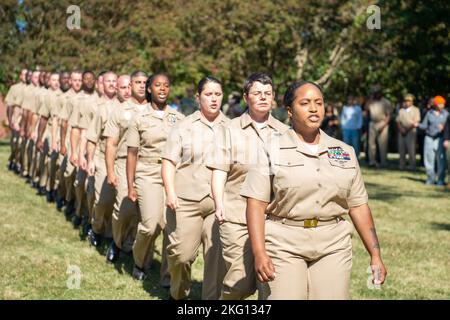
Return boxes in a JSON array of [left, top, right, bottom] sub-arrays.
[[260, 219, 353, 300], [369, 121, 389, 166], [132, 163, 168, 282], [112, 158, 139, 252], [38, 138, 50, 188], [91, 155, 115, 237], [219, 221, 256, 300], [398, 131, 417, 170], [166, 196, 226, 300]]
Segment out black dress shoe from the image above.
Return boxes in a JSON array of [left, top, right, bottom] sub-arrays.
[[56, 196, 66, 210], [88, 229, 102, 247], [72, 216, 82, 228], [8, 162, 14, 171], [132, 265, 147, 281], [37, 187, 46, 196], [106, 241, 120, 263], [64, 200, 75, 217], [46, 191, 55, 203]]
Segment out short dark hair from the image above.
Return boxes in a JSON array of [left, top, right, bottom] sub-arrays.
[[130, 70, 148, 80], [82, 70, 95, 78], [197, 76, 222, 95], [98, 70, 108, 78], [283, 80, 324, 108], [243, 72, 273, 95]]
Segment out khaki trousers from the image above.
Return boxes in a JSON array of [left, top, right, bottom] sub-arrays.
[[369, 121, 389, 166], [47, 150, 59, 192], [112, 158, 138, 252], [38, 138, 50, 188], [219, 221, 256, 300], [166, 196, 225, 300], [132, 162, 169, 282], [91, 153, 115, 238], [260, 219, 353, 300], [74, 168, 88, 218], [398, 130, 417, 170]]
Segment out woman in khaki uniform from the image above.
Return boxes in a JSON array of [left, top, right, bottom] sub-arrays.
[[208, 73, 289, 300], [126, 74, 184, 282], [162, 77, 228, 300], [241, 80, 387, 300]]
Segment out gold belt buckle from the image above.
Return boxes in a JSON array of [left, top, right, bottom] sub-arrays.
[[304, 219, 318, 228]]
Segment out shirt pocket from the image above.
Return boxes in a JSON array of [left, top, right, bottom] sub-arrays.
[[328, 159, 356, 197], [272, 152, 305, 188]]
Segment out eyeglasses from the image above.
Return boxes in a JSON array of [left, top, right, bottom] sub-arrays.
[[249, 91, 273, 98]]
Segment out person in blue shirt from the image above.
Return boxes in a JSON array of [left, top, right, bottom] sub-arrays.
[[340, 96, 363, 158]]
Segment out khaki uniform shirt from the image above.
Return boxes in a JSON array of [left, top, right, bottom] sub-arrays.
[[103, 100, 149, 159], [68, 92, 100, 129], [368, 97, 392, 123], [86, 97, 121, 155], [37, 88, 63, 143], [57, 89, 79, 121], [207, 112, 289, 224], [241, 129, 368, 220], [21, 84, 40, 113], [5, 82, 26, 107], [162, 110, 229, 201], [126, 107, 185, 160], [396, 106, 420, 132]]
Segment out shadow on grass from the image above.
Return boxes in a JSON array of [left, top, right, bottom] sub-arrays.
[[404, 176, 426, 184], [110, 253, 202, 300], [430, 222, 450, 231]]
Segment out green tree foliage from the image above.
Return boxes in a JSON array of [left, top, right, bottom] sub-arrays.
[[0, 0, 448, 103]]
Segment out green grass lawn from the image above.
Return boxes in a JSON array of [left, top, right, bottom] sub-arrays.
[[0, 140, 449, 300]]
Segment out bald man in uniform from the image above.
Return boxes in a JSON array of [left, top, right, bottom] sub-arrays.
[[57, 70, 83, 217], [5, 69, 28, 173], [85, 71, 120, 244], [68, 71, 99, 229], [103, 73, 146, 262], [36, 72, 62, 202], [20, 70, 41, 182]]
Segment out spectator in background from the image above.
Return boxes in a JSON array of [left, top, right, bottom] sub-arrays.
[[169, 95, 182, 112], [340, 95, 363, 158], [180, 87, 198, 116], [320, 104, 339, 138], [367, 85, 392, 167], [225, 92, 246, 119], [396, 94, 420, 171], [418, 98, 435, 166], [271, 97, 289, 125], [417, 96, 448, 186]]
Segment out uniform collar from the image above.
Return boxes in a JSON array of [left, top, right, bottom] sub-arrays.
[[191, 110, 226, 126], [240, 111, 286, 133], [281, 129, 337, 156]]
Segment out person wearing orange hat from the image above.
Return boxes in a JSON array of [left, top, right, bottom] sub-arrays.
[[416, 95, 448, 186]]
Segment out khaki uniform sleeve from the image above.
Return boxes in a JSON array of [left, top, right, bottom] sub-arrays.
[[38, 95, 51, 118], [103, 108, 120, 138], [240, 158, 271, 203], [414, 107, 421, 123], [206, 124, 231, 172], [78, 100, 92, 129], [161, 123, 183, 164], [68, 99, 80, 127], [86, 111, 102, 143], [126, 116, 141, 148], [4, 86, 16, 106], [347, 149, 369, 208]]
